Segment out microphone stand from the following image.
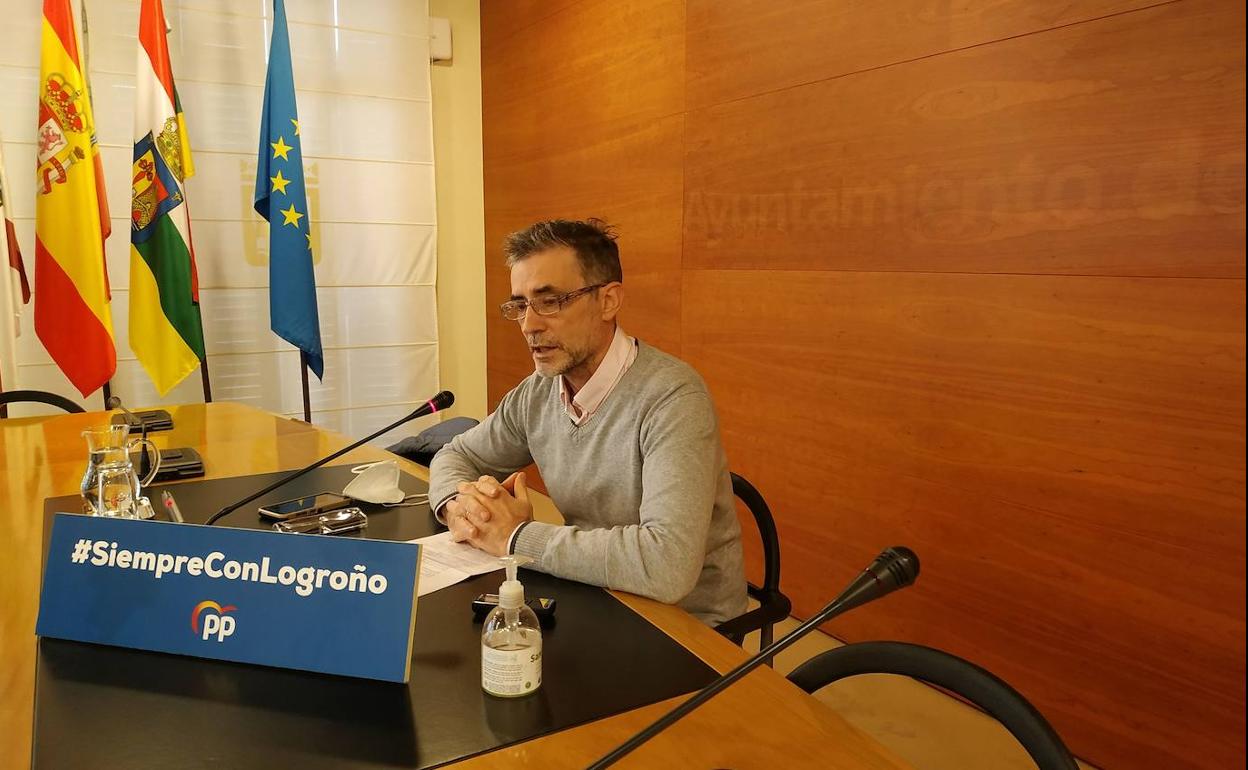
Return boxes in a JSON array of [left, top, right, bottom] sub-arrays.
[[108, 397, 151, 478], [205, 392, 453, 525], [136, 412, 151, 479], [586, 547, 919, 770]]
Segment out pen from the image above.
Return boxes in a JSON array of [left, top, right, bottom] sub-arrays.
[[161, 490, 185, 523]]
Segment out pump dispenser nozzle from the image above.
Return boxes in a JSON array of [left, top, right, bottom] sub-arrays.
[[497, 555, 533, 609], [499, 555, 532, 582]]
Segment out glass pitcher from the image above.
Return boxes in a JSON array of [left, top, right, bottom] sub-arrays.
[[81, 424, 161, 518]]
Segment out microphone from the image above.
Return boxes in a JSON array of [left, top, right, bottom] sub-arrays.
[[586, 546, 920, 769], [106, 395, 140, 428], [205, 390, 454, 526], [107, 395, 151, 478]]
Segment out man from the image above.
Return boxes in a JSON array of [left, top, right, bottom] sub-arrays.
[[429, 219, 747, 625]]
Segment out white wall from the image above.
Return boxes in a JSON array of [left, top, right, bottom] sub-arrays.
[[430, 0, 485, 422], [0, 0, 441, 444]]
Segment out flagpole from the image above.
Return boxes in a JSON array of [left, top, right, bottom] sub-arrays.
[[199, 357, 213, 402], [299, 351, 311, 422], [101, 380, 111, 410], [257, 0, 321, 421]]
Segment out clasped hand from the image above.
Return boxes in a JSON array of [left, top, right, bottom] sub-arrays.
[[445, 471, 532, 556]]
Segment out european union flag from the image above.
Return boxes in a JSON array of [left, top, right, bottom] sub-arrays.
[[254, 0, 323, 378]]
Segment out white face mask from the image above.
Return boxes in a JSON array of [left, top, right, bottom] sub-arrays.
[[344, 460, 411, 505]]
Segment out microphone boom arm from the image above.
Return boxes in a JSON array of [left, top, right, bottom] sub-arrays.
[[586, 546, 919, 769], [205, 392, 453, 526]]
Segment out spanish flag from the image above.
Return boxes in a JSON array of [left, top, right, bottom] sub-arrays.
[[34, 0, 115, 397], [130, 0, 205, 395]]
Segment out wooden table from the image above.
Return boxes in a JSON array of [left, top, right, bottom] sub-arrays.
[[0, 402, 909, 769]]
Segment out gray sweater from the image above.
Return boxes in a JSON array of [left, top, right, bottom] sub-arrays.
[[429, 343, 748, 625]]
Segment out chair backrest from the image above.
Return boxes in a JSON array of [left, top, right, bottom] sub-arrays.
[[715, 472, 791, 658], [385, 416, 479, 467], [788, 641, 1079, 770], [731, 472, 782, 595], [0, 389, 85, 415]]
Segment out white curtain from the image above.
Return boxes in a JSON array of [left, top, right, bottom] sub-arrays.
[[0, 0, 439, 444]]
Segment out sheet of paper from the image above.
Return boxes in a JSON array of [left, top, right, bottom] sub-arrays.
[[408, 531, 502, 597]]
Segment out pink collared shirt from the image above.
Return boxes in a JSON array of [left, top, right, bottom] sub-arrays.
[[558, 325, 638, 426]]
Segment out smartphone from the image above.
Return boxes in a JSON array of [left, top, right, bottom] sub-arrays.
[[472, 593, 557, 624], [258, 492, 354, 521]]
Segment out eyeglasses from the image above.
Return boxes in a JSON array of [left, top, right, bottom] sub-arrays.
[[499, 284, 607, 321]]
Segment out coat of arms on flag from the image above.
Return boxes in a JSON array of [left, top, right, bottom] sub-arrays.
[[131, 121, 186, 233], [37, 74, 88, 193]]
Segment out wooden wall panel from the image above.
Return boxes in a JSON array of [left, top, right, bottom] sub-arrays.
[[480, 0, 584, 47], [482, 0, 687, 407], [687, 270, 1246, 555], [685, 0, 1246, 277], [686, 0, 1161, 108], [482, 0, 684, 159], [483, 1, 1247, 767], [683, 269, 1246, 770]]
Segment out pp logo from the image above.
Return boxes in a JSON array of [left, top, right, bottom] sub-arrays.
[[191, 600, 237, 642]]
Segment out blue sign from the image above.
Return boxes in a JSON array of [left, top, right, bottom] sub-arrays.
[[37, 514, 422, 682]]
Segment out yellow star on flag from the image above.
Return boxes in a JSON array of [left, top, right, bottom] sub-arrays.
[[270, 170, 291, 195], [306, 232, 313, 249], [271, 136, 293, 160], [291, 118, 300, 136], [280, 204, 304, 227]]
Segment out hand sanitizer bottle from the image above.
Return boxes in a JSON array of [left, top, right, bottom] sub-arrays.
[[482, 555, 542, 698]]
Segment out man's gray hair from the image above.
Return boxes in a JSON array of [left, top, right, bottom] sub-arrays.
[[503, 218, 623, 285]]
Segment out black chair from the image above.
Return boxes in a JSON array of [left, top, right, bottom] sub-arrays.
[[0, 389, 85, 417], [788, 641, 1079, 770], [385, 416, 479, 467], [714, 472, 792, 665]]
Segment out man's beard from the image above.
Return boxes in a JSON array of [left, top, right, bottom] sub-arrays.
[[530, 339, 591, 379]]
